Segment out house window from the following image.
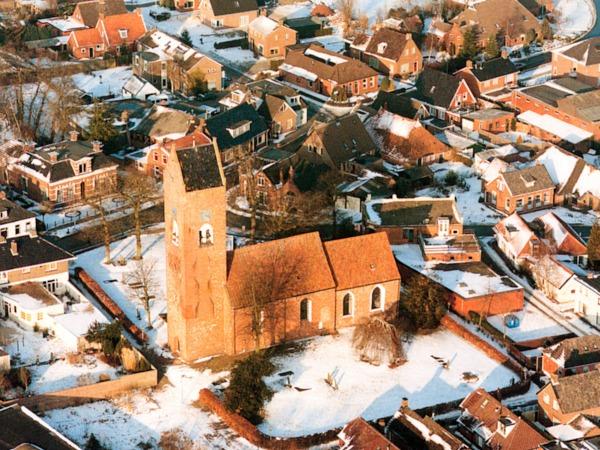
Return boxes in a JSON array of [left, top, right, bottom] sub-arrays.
[[199, 223, 214, 246], [82, 48, 86, 54], [37, 312, 43, 320], [172, 219, 180, 246], [118, 29, 128, 39], [257, 176, 265, 187], [15, 224, 20, 235], [153, 153, 158, 161], [370, 286, 384, 311], [342, 293, 353, 317], [78, 162, 86, 173], [300, 298, 311, 321], [516, 199, 523, 210], [47, 262, 57, 271], [162, 155, 167, 164], [270, 48, 278, 55]]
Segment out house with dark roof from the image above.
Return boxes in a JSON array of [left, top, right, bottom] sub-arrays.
[[483, 165, 555, 214], [193, 0, 259, 27], [552, 37, 600, 87], [203, 103, 269, 170], [0, 404, 80, 450], [348, 27, 422, 78], [280, 43, 379, 97], [297, 113, 376, 170], [71, 0, 127, 28], [405, 68, 477, 125], [460, 389, 547, 449], [542, 336, 600, 378], [539, 370, 600, 425], [8, 131, 118, 205], [455, 56, 519, 99]]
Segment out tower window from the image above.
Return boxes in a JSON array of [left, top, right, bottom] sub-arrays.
[[199, 223, 214, 246], [171, 219, 180, 246]]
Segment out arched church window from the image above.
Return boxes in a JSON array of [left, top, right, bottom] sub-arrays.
[[199, 223, 214, 246]]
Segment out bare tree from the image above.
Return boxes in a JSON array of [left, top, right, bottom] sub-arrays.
[[337, 0, 356, 33], [47, 67, 83, 142], [126, 257, 158, 329], [84, 179, 116, 263], [352, 317, 405, 366], [119, 170, 158, 260]]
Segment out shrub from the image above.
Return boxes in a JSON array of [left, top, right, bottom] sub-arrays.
[[224, 352, 275, 424], [352, 317, 405, 366], [86, 321, 125, 363], [401, 276, 447, 331], [14, 367, 30, 390], [85, 434, 108, 450], [444, 170, 459, 186]]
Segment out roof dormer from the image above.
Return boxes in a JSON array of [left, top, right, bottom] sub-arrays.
[[227, 120, 251, 138], [377, 42, 388, 54]]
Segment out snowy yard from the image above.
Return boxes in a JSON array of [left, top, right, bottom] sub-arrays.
[[319, 0, 434, 22], [487, 302, 569, 343], [258, 328, 517, 437], [76, 231, 169, 355], [553, 0, 596, 39], [72, 66, 132, 99], [522, 207, 598, 226], [45, 365, 253, 450], [415, 162, 503, 225]]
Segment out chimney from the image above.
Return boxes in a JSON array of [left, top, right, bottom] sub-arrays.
[[48, 151, 58, 163], [466, 59, 473, 69], [405, 33, 411, 41], [121, 110, 130, 123], [587, 272, 595, 280], [401, 397, 409, 409], [10, 240, 18, 256], [501, 49, 509, 59], [0, 191, 6, 200], [69, 130, 79, 142], [91, 140, 103, 152]]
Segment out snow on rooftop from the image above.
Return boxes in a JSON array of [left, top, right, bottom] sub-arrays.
[[574, 164, 600, 199], [518, 111, 592, 144], [536, 146, 579, 188], [393, 244, 521, 298], [279, 63, 318, 81], [496, 213, 535, 257], [249, 15, 280, 35], [53, 304, 108, 339], [374, 110, 420, 139], [304, 47, 347, 65]]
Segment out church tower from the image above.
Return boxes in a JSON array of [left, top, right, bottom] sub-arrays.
[[164, 141, 229, 361]]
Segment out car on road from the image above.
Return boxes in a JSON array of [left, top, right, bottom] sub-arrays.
[[149, 10, 171, 21]]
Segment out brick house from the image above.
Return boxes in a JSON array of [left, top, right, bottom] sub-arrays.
[[461, 109, 515, 133], [494, 212, 544, 268], [67, 10, 146, 59], [71, 0, 126, 27], [8, 132, 118, 205], [451, 0, 542, 47], [426, 19, 464, 56], [542, 336, 600, 378], [552, 37, 600, 87], [132, 105, 196, 146], [247, 16, 296, 59], [349, 27, 422, 78], [455, 56, 519, 99], [511, 80, 600, 142], [338, 418, 400, 450], [133, 30, 223, 95], [459, 389, 547, 450], [280, 44, 379, 97], [406, 68, 477, 125], [484, 165, 555, 214], [192, 0, 258, 27], [164, 143, 401, 360], [538, 370, 600, 425], [238, 156, 300, 208]]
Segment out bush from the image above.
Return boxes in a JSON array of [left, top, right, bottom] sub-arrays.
[[352, 317, 405, 366], [401, 276, 447, 331], [85, 434, 109, 450], [444, 170, 459, 186], [224, 352, 275, 424], [86, 321, 125, 363]]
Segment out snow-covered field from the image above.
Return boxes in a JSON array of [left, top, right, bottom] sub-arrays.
[[553, 0, 596, 39], [320, 0, 434, 22], [258, 328, 517, 437], [76, 231, 169, 354], [45, 365, 253, 449], [487, 302, 569, 343], [72, 66, 132, 99]]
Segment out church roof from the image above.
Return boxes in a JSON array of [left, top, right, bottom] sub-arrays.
[[175, 144, 223, 192]]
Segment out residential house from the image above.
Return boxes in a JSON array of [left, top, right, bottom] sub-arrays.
[[426, 19, 463, 56], [297, 113, 376, 170], [517, 110, 593, 151], [552, 37, 600, 87], [0, 404, 81, 449], [71, 0, 127, 28], [0, 197, 74, 291], [538, 370, 600, 424], [545, 415, 600, 444], [462, 109, 515, 133], [455, 56, 519, 100], [542, 336, 600, 378], [204, 103, 269, 171], [511, 79, 600, 142], [349, 27, 422, 78], [121, 74, 161, 101], [132, 105, 196, 146], [406, 68, 477, 125], [8, 132, 118, 205], [370, 110, 453, 166], [133, 30, 223, 95], [193, 0, 259, 27], [338, 417, 400, 450], [164, 143, 402, 359], [280, 44, 379, 97], [494, 212, 544, 268], [238, 156, 300, 208], [451, 0, 542, 47], [483, 165, 555, 214], [459, 388, 547, 449], [0, 282, 65, 330], [247, 16, 297, 59], [67, 10, 147, 59]]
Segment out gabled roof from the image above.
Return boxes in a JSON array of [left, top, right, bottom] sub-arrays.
[[205, 103, 268, 151], [324, 232, 399, 290], [69, 26, 102, 47], [411, 68, 463, 109], [498, 165, 554, 196], [339, 417, 400, 450], [175, 143, 224, 192], [459, 57, 519, 82], [0, 235, 74, 272], [365, 196, 462, 227], [394, 406, 467, 450], [535, 211, 587, 255], [362, 27, 414, 61], [208, 0, 258, 16], [460, 388, 547, 450], [494, 212, 538, 258], [545, 336, 600, 370], [134, 105, 194, 140], [98, 12, 146, 47], [550, 370, 600, 414], [556, 37, 600, 67], [248, 15, 280, 35], [73, 0, 127, 27], [372, 90, 418, 119], [0, 199, 36, 226]]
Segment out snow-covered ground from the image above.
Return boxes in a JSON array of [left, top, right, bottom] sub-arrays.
[[76, 231, 169, 354], [72, 66, 133, 99], [415, 162, 503, 225], [258, 327, 517, 437], [553, 0, 596, 39], [487, 302, 569, 343], [319, 0, 434, 23], [522, 207, 598, 226], [45, 365, 253, 449]]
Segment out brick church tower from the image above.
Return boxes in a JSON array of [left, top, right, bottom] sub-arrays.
[[164, 141, 230, 361]]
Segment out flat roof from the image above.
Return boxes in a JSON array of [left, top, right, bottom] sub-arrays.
[[518, 110, 593, 144]]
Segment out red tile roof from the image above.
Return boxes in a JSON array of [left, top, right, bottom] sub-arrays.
[[69, 27, 102, 47], [98, 11, 146, 47], [339, 417, 400, 450]]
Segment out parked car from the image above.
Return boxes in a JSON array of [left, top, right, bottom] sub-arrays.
[[150, 10, 171, 21]]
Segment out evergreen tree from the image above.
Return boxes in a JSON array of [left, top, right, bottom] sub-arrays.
[[541, 19, 553, 40], [87, 101, 117, 142], [461, 26, 480, 59], [179, 29, 192, 47], [85, 434, 108, 450], [380, 76, 394, 92], [588, 220, 600, 269], [485, 33, 500, 59], [224, 353, 274, 424], [401, 275, 446, 331]]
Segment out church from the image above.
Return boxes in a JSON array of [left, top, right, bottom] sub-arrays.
[[164, 141, 401, 361]]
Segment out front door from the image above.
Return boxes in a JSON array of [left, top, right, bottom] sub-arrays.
[[89, 47, 94, 58], [3, 303, 8, 317], [80, 181, 86, 199]]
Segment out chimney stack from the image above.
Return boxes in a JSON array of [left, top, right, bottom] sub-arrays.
[[466, 60, 473, 69], [48, 152, 58, 163], [10, 240, 18, 256], [501, 49, 509, 59], [0, 191, 6, 200], [69, 130, 79, 142], [91, 140, 103, 152], [401, 397, 409, 409]]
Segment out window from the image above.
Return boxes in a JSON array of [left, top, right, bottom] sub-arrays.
[[78, 162, 87, 173], [153, 152, 159, 161], [516, 199, 523, 210], [82, 48, 86, 54], [371, 286, 384, 311], [199, 223, 214, 246], [14, 224, 20, 235], [118, 29, 128, 39], [342, 293, 353, 317], [172, 219, 180, 246], [96, 44, 101, 50], [21, 267, 31, 274], [162, 155, 167, 164], [300, 298, 311, 321], [47, 262, 57, 271], [37, 312, 43, 320], [270, 48, 278, 55], [257, 177, 265, 187]]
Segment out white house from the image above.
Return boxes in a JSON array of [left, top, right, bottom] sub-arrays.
[[0, 282, 64, 330]]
